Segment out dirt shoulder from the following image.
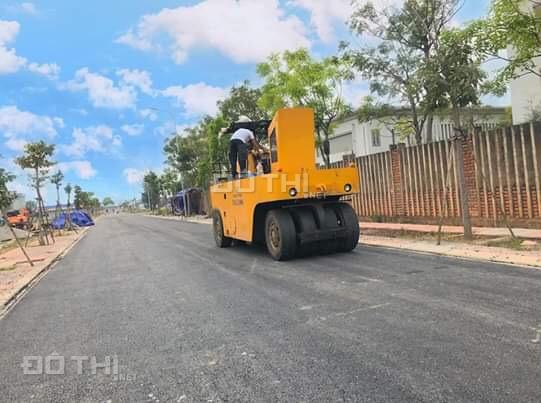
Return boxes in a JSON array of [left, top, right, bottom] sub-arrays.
[[0, 228, 89, 310]]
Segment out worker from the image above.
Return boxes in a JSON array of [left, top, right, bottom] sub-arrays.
[[228, 116, 263, 178]]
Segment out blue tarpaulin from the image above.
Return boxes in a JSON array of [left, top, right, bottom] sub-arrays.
[[52, 210, 95, 229]]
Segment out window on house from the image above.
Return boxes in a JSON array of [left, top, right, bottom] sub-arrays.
[[371, 129, 381, 147]]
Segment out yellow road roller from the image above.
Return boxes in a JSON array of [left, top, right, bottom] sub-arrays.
[[210, 108, 360, 261]]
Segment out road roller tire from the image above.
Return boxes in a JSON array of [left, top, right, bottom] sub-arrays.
[[212, 210, 232, 248], [265, 209, 297, 261], [337, 203, 360, 252], [291, 208, 318, 257]]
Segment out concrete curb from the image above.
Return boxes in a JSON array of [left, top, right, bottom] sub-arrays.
[[142, 214, 540, 270], [0, 228, 90, 318]]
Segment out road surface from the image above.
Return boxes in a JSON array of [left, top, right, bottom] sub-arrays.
[[1, 215, 540, 402]]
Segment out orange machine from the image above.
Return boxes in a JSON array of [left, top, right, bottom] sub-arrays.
[[210, 108, 360, 261], [6, 208, 30, 228]]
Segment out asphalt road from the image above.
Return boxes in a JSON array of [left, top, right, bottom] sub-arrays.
[[1, 215, 540, 402]]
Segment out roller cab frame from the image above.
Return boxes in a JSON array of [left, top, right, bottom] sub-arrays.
[[210, 108, 360, 261]]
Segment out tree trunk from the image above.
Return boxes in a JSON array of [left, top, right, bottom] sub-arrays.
[[452, 107, 473, 241], [35, 168, 45, 245], [2, 210, 34, 267]]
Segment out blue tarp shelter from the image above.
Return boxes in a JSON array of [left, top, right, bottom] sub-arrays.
[[171, 188, 204, 215], [52, 210, 95, 229]]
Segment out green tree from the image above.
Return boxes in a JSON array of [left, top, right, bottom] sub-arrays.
[[102, 197, 115, 206], [15, 141, 56, 245], [64, 183, 73, 209], [217, 81, 269, 122], [468, 0, 541, 85], [163, 131, 208, 188], [0, 167, 33, 265], [0, 168, 16, 214], [257, 49, 353, 166], [142, 171, 161, 210], [73, 185, 96, 211], [50, 170, 64, 209], [159, 169, 181, 198], [346, 0, 463, 143]]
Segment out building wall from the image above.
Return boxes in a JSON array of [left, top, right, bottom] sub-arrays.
[[510, 1, 541, 124], [510, 54, 541, 124], [322, 110, 505, 163]]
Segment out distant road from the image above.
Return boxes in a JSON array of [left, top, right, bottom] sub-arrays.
[[1, 215, 540, 402]]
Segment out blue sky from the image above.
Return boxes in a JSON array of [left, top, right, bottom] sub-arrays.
[[0, 0, 497, 205]]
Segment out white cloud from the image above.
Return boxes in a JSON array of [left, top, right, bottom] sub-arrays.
[[0, 20, 27, 74], [117, 68, 155, 96], [57, 160, 97, 179], [64, 68, 137, 109], [60, 125, 122, 157], [154, 122, 193, 137], [116, 0, 310, 64], [162, 82, 227, 117], [139, 108, 158, 121], [0, 105, 63, 150], [123, 168, 145, 185], [121, 123, 144, 136], [20, 3, 37, 15], [290, 0, 352, 42], [5, 137, 27, 151], [28, 62, 60, 80]]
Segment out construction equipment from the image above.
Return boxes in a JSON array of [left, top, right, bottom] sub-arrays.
[[210, 108, 360, 261], [6, 208, 30, 229]]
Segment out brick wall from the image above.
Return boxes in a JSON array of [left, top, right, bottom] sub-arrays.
[[337, 121, 541, 227]]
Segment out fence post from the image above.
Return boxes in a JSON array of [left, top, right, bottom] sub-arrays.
[[390, 144, 405, 217]]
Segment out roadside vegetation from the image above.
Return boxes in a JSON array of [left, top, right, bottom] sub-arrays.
[[139, 0, 541, 209]]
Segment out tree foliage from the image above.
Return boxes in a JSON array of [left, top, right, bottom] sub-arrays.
[[142, 171, 161, 210], [50, 170, 64, 207], [74, 185, 100, 211], [102, 197, 115, 206], [257, 49, 352, 166], [345, 0, 464, 143], [217, 81, 269, 121], [0, 168, 16, 212], [468, 0, 541, 85], [15, 141, 56, 194]]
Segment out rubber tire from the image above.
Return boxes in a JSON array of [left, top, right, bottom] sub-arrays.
[[265, 209, 297, 261], [213, 210, 233, 248], [292, 208, 318, 257], [336, 203, 360, 252]]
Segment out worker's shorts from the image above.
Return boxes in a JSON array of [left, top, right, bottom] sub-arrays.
[[229, 139, 248, 177]]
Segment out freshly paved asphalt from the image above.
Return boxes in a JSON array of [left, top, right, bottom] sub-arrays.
[[1, 214, 540, 402]]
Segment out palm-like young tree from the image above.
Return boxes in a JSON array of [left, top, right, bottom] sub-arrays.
[[15, 141, 56, 245]]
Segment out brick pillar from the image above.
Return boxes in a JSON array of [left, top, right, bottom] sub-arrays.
[[390, 143, 406, 216], [462, 132, 479, 218]]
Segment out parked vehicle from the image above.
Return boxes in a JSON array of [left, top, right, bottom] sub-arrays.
[[6, 208, 30, 228]]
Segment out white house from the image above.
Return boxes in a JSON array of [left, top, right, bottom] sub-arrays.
[[510, 1, 541, 124], [321, 107, 506, 163]]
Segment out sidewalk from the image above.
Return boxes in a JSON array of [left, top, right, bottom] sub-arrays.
[[0, 229, 88, 309], [360, 222, 541, 240], [362, 235, 541, 269]]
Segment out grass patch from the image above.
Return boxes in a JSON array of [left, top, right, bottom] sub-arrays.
[[485, 238, 528, 251]]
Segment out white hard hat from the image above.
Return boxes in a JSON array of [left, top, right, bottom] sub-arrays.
[[237, 115, 251, 123]]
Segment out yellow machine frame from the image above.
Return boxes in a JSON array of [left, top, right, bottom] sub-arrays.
[[210, 108, 360, 260]]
